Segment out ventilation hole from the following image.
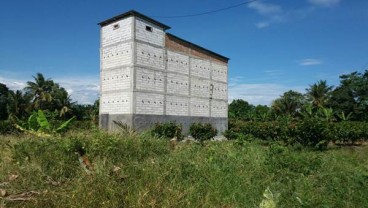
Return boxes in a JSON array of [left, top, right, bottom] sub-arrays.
[[145, 26, 153, 32], [113, 24, 120, 30]]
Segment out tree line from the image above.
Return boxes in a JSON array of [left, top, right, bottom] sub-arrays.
[[1, 70, 367, 124], [0, 73, 99, 123], [229, 70, 368, 122]]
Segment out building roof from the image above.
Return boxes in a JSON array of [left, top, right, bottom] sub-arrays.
[[98, 10, 171, 30], [166, 33, 230, 61], [98, 10, 229, 61]]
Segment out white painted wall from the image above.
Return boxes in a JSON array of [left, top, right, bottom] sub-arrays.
[[211, 100, 228, 117], [101, 67, 132, 92], [190, 58, 211, 78], [135, 67, 165, 92], [101, 42, 133, 69], [101, 17, 132, 47], [166, 73, 189, 96], [100, 15, 228, 118], [135, 92, 164, 115], [190, 97, 210, 117], [166, 95, 189, 116], [100, 92, 132, 114], [191, 77, 210, 98], [136, 42, 165, 70], [211, 62, 228, 83], [167, 51, 189, 74], [135, 17, 165, 47]]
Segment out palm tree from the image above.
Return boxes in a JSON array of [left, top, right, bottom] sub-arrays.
[[54, 87, 73, 118], [7, 90, 31, 119], [271, 90, 306, 117], [306, 80, 333, 108], [25, 73, 53, 110]]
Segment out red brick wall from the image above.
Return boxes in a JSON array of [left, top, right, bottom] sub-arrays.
[[165, 34, 228, 65]]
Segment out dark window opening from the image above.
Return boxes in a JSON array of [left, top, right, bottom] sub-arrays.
[[113, 24, 120, 30], [145, 26, 153, 32]]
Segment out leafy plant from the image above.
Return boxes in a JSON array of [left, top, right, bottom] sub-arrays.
[[15, 109, 75, 137], [189, 123, 217, 143], [151, 122, 182, 139], [113, 120, 138, 137]]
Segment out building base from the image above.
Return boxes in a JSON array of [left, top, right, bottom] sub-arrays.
[[99, 114, 228, 134]]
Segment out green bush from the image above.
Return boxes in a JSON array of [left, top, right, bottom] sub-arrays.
[[151, 122, 182, 139], [228, 120, 294, 143], [332, 122, 368, 144], [0, 120, 12, 134], [294, 118, 331, 150], [189, 123, 217, 143], [0, 120, 20, 135], [228, 119, 368, 149]]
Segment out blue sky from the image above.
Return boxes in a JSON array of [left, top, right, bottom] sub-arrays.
[[0, 0, 367, 105]]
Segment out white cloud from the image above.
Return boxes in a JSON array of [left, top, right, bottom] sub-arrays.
[[248, 1, 283, 15], [0, 76, 27, 91], [298, 58, 323, 66], [308, 0, 341, 7], [248, 0, 339, 28], [247, 1, 284, 28], [0, 75, 99, 104], [255, 22, 270, 28], [229, 83, 305, 106], [55, 77, 100, 104]]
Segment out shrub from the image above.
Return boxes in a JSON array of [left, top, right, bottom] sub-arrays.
[[189, 123, 217, 143], [227, 120, 293, 143], [229, 119, 368, 149], [332, 122, 368, 144], [294, 118, 331, 150], [151, 122, 182, 139], [0, 120, 13, 135]]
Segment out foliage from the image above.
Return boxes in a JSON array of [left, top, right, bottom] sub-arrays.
[[0, 83, 9, 120], [306, 80, 333, 108], [189, 123, 217, 143], [1, 130, 368, 207], [294, 118, 331, 150], [227, 119, 368, 149], [113, 121, 138, 137], [0, 120, 14, 135], [228, 99, 272, 121], [7, 90, 32, 120], [329, 70, 368, 121], [228, 99, 254, 120], [15, 110, 75, 137], [331, 122, 368, 144], [151, 122, 182, 139], [271, 90, 306, 117]]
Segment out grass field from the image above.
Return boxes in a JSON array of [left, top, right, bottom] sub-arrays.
[[1, 129, 368, 207]]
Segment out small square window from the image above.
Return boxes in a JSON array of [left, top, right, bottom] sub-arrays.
[[113, 24, 120, 30], [145, 26, 153, 32]]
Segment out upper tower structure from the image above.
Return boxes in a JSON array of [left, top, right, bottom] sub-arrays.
[[98, 10, 229, 133]]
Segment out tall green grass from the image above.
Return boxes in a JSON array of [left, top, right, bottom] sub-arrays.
[[1, 130, 368, 207]]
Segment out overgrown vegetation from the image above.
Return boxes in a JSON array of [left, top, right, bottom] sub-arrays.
[[189, 122, 218, 143], [1, 130, 368, 207], [0, 73, 99, 131], [151, 122, 182, 139], [1, 70, 368, 206], [224, 119, 368, 149]]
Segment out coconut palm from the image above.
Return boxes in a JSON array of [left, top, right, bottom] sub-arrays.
[[271, 90, 306, 117], [7, 90, 31, 119], [53, 87, 73, 118], [25, 73, 53, 110], [306, 80, 333, 108]]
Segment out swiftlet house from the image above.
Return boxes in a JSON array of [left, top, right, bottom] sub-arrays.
[[98, 10, 229, 133]]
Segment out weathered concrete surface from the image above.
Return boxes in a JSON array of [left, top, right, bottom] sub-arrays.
[[100, 113, 228, 134]]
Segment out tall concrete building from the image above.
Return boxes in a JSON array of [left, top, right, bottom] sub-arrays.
[[98, 10, 229, 133]]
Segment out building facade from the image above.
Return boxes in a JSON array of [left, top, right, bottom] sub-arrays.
[[98, 10, 229, 133]]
